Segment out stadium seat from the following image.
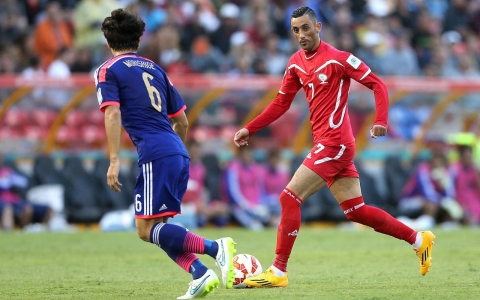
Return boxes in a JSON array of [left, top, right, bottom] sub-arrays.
[[384, 155, 414, 207], [62, 155, 103, 223], [65, 109, 86, 128], [93, 157, 132, 212], [201, 153, 223, 201], [354, 159, 392, 213], [31, 155, 63, 186], [32, 109, 57, 128]]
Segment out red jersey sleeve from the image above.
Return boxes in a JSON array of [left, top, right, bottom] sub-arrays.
[[245, 57, 302, 135], [342, 52, 389, 128]]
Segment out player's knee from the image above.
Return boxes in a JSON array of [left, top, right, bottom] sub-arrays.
[[136, 226, 151, 242], [279, 188, 302, 207]]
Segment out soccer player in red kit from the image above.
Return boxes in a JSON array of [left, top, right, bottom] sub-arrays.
[[234, 7, 435, 288]]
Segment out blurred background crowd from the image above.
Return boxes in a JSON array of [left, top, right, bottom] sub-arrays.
[[1, 0, 480, 233], [0, 0, 480, 78]]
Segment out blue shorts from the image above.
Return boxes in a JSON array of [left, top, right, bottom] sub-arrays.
[[134, 155, 189, 219], [12, 202, 51, 223]]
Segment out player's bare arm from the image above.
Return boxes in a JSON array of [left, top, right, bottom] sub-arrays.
[[104, 105, 123, 192], [171, 111, 188, 143]]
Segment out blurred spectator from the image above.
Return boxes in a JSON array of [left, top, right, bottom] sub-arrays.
[[0, 202, 14, 231], [139, 25, 187, 73], [210, 2, 241, 55], [0, 155, 53, 230], [451, 145, 480, 226], [0, 46, 20, 74], [228, 53, 254, 76], [33, 1, 73, 70], [383, 31, 420, 76], [187, 35, 223, 73], [398, 150, 459, 229], [262, 149, 289, 226], [136, 0, 167, 35], [73, 0, 117, 66], [260, 34, 289, 75], [45, 47, 75, 108], [443, 53, 480, 79], [21, 56, 44, 79], [0, 0, 476, 79], [443, 0, 469, 32], [225, 146, 270, 230], [411, 10, 442, 69], [71, 48, 93, 73], [47, 47, 75, 78], [180, 4, 209, 53], [182, 139, 230, 228], [0, 0, 28, 47], [244, 7, 272, 50], [356, 30, 386, 75]]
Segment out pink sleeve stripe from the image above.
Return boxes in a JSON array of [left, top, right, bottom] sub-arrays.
[[168, 105, 186, 118], [98, 54, 138, 83], [99, 101, 120, 113]]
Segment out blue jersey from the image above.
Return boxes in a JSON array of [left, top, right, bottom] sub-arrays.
[[95, 53, 188, 165]]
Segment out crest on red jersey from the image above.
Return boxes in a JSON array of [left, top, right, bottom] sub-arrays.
[[318, 73, 328, 84]]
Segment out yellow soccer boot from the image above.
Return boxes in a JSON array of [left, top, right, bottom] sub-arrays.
[[243, 267, 288, 288]]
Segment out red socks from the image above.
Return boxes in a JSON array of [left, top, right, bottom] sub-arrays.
[[340, 196, 417, 244], [273, 188, 302, 272]]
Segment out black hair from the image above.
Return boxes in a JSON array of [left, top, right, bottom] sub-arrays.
[[101, 9, 145, 52], [291, 6, 317, 23]]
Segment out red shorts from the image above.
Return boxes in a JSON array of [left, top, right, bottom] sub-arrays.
[[302, 141, 358, 187]]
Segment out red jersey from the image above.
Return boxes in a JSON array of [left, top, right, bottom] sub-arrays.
[[245, 41, 389, 146]]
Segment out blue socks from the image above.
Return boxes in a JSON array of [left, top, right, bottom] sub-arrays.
[[204, 239, 219, 258], [190, 259, 208, 279]]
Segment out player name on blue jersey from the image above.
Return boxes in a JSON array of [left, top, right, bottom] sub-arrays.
[[123, 59, 155, 70]]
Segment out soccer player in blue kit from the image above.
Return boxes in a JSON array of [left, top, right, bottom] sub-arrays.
[[95, 9, 236, 299]]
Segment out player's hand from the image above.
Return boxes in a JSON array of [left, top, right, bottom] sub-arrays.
[[107, 158, 123, 192], [370, 125, 387, 139], [233, 128, 250, 147]]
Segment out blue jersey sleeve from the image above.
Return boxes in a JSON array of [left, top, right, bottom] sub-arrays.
[[165, 76, 186, 118], [95, 67, 120, 112]]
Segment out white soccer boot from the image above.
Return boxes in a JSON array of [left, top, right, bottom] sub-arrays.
[[214, 237, 237, 288], [177, 269, 219, 299]]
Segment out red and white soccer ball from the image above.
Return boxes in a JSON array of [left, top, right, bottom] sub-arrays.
[[232, 253, 262, 288]]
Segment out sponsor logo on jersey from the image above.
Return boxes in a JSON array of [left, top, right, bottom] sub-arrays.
[[318, 73, 328, 84], [159, 204, 168, 211], [346, 54, 361, 69]]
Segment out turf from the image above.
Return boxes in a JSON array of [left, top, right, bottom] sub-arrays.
[[1, 227, 479, 300]]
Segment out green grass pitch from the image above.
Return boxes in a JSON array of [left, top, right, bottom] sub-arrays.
[[1, 227, 479, 299]]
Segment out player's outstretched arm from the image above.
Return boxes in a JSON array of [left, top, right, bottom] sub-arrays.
[[104, 105, 123, 192], [233, 128, 250, 147]]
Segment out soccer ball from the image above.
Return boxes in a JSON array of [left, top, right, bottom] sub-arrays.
[[232, 253, 262, 288]]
